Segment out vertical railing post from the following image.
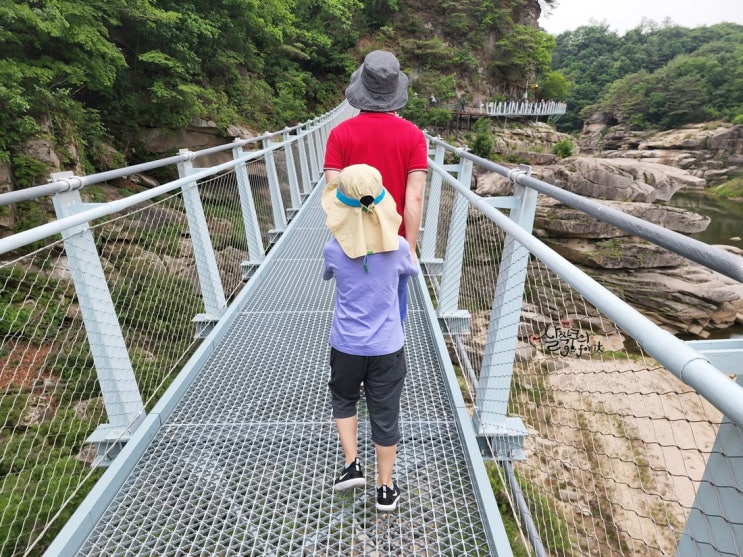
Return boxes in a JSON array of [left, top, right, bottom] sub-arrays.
[[420, 143, 447, 277], [296, 126, 312, 197], [261, 135, 288, 242], [51, 171, 145, 467], [474, 164, 536, 460], [177, 150, 227, 338], [232, 141, 265, 279], [282, 128, 302, 218], [307, 125, 320, 180], [436, 156, 473, 335]]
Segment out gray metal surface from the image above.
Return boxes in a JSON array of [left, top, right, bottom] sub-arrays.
[[75, 188, 494, 555]]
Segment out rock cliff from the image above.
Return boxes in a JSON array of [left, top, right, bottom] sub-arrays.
[[580, 118, 743, 186], [475, 156, 743, 338]]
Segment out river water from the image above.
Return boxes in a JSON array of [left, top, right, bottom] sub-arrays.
[[665, 190, 743, 339]]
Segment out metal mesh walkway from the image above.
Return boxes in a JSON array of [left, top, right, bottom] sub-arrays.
[[74, 185, 496, 555]]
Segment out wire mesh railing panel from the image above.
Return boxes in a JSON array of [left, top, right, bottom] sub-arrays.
[[196, 170, 251, 299], [98, 195, 203, 403], [245, 158, 282, 248], [0, 189, 224, 553], [509, 257, 724, 556], [423, 171, 736, 555], [449, 209, 506, 384], [272, 148, 296, 215], [1, 246, 107, 556]]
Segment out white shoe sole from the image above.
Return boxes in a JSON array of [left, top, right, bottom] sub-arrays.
[[333, 477, 366, 491], [376, 496, 400, 511]]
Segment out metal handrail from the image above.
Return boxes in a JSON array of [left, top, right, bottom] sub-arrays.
[[0, 110, 338, 207], [428, 136, 743, 284]]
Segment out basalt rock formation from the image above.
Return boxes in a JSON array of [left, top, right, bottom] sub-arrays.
[[475, 159, 743, 338], [580, 119, 743, 186]]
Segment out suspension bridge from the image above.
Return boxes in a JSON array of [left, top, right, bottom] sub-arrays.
[[0, 102, 742, 556]]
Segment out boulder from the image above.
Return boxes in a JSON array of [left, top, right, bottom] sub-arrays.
[[136, 119, 255, 167], [545, 237, 686, 269], [590, 261, 743, 336], [535, 198, 710, 239], [24, 138, 61, 173], [531, 157, 705, 201], [475, 157, 706, 201]]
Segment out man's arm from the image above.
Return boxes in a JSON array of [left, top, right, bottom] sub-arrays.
[[403, 170, 426, 263], [324, 169, 341, 185]]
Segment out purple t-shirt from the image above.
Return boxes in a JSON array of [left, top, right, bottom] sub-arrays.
[[322, 237, 419, 356]]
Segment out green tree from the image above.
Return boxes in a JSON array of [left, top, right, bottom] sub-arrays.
[[551, 22, 743, 133], [471, 118, 493, 159], [0, 0, 147, 158], [536, 71, 570, 101], [490, 24, 555, 83], [551, 138, 573, 158]]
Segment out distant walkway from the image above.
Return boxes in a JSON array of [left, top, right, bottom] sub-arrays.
[[434, 99, 567, 118]]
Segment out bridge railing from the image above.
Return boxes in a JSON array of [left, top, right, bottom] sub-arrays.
[[2, 102, 741, 556], [437, 99, 567, 117], [0, 104, 351, 556], [420, 135, 743, 556]]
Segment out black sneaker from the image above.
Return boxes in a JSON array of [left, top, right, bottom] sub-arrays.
[[333, 458, 365, 491], [376, 483, 401, 511]]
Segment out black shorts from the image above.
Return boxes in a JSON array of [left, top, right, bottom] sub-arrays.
[[328, 347, 407, 447]]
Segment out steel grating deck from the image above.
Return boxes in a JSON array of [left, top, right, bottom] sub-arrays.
[[74, 186, 497, 556]]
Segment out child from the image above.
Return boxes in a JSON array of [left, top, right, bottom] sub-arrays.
[[321, 164, 419, 512]]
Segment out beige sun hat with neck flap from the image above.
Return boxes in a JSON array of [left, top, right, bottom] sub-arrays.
[[321, 164, 402, 259]]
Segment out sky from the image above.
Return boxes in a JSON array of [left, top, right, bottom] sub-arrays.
[[539, 0, 743, 36]]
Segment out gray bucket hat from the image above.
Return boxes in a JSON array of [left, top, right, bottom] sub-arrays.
[[344, 50, 409, 112]]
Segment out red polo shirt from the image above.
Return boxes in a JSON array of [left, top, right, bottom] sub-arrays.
[[324, 112, 429, 237]]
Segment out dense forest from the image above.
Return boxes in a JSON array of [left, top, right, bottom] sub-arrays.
[[0, 0, 558, 187], [1, 0, 741, 193], [550, 21, 743, 132]]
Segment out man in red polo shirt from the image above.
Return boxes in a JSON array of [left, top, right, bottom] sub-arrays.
[[324, 50, 429, 263]]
